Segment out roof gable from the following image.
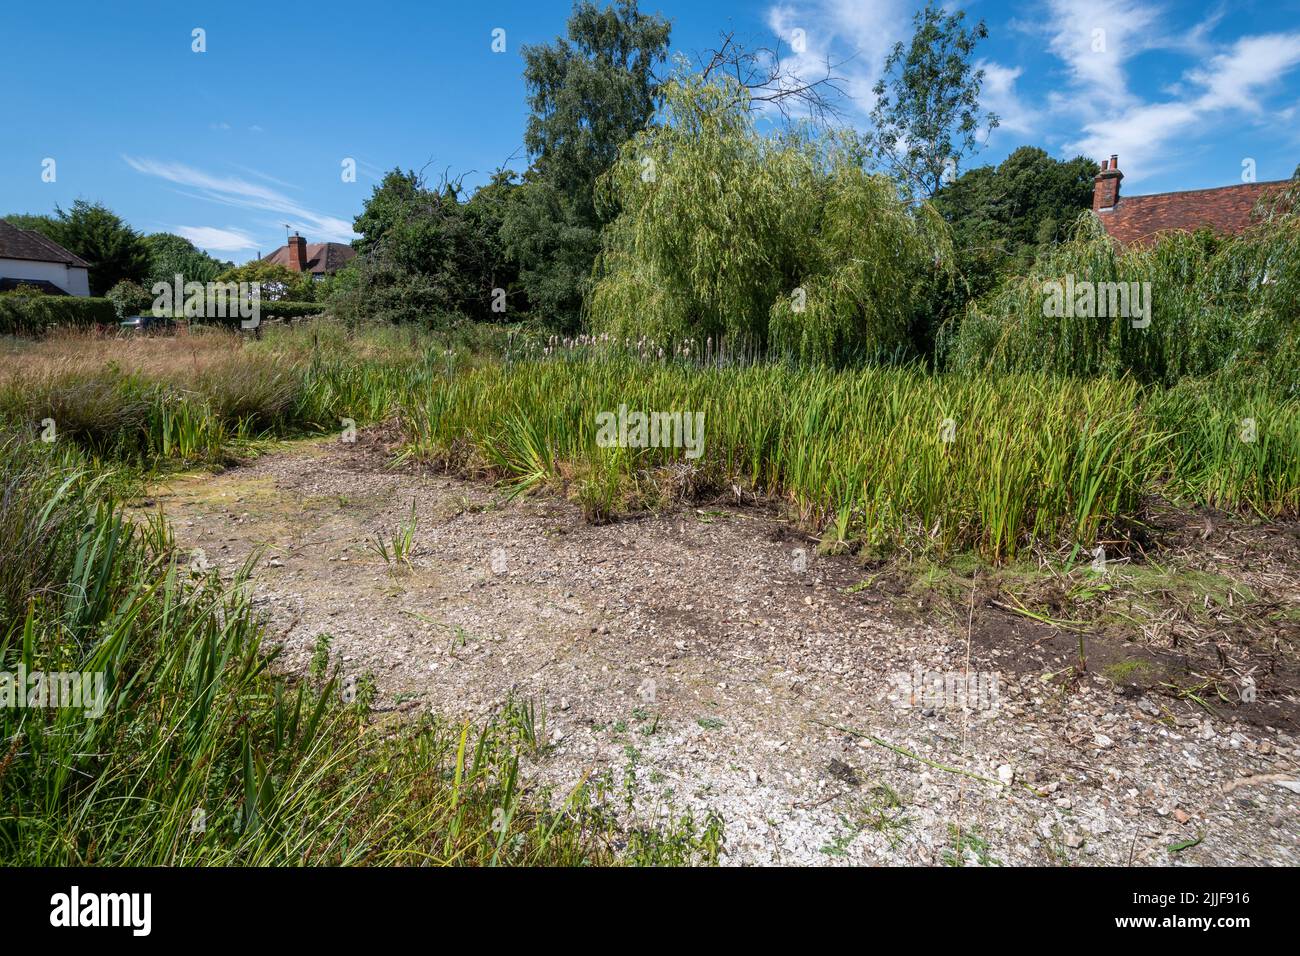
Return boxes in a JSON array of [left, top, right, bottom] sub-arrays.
[[0, 218, 92, 268], [260, 241, 356, 274]]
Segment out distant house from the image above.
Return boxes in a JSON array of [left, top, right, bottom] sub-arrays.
[[1092, 154, 1288, 246], [260, 232, 356, 277], [0, 218, 91, 296]]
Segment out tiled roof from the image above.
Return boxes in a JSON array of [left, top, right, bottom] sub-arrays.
[[261, 241, 356, 274], [0, 218, 92, 268], [1097, 181, 1287, 246]]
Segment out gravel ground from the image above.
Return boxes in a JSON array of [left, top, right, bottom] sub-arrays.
[[141, 432, 1300, 866]]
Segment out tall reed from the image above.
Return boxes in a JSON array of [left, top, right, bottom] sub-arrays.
[[405, 357, 1192, 561]]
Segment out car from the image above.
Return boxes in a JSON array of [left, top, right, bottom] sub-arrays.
[[118, 314, 175, 333]]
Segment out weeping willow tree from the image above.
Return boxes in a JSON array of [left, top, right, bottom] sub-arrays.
[[588, 75, 953, 364], [942, 180, 1300, 394]]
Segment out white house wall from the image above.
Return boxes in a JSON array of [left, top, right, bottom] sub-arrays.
[[0, 257, 91, 296]]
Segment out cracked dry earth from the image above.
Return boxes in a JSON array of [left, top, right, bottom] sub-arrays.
[[141, 432, 1300, 866]]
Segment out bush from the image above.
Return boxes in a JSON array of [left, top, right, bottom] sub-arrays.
[[0, 296, 117, 335], [257, 300, 327, 321], [107, 279, 153, 319], [156, 301, 327, 324]]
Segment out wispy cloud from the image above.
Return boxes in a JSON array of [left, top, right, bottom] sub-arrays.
[[123, 156, 358, 243], [174, 226, 257, 253], [761, 0, 1027, 153], [1042, 0, 1161, 113], [1064, 31, 1300, 181]]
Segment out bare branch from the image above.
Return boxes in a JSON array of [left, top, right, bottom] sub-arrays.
[[692, 30, 853, 126]]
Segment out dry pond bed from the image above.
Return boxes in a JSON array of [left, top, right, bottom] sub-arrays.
[[137, 429, 1300, 866]]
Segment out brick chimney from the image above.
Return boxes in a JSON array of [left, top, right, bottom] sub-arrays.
[[286, 233, 308, 272], [1093, 154, 1122, 212]]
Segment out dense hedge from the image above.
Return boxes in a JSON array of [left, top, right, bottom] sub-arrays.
[[941, 182, 1300, 394], [0, 296, 117, 335], [256, 300, 327, 321], [163, 301, 328, 324], [0, 296, 327, 336]]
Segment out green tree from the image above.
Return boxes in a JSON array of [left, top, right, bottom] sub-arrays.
[[932, 146, 1098, 298], [464, 170, 524, 316], [869, 2, 999, 200], [502, 0, 671, 330], [340, 168, 513, 324], [590, 76, 952, 364], [2, 214, 59, 236], [143, 233, 232, 285], [215, 261, 315, 302], [42, 201, 151, 295], [351, 169, 426, 256]]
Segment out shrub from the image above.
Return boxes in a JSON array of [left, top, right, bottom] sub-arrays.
[[0, 283, 49, 297], [0, 296, 117, 335], [107, 279, 153, 319], [255, 300, 326, 322], [156, 301, 326, 324]]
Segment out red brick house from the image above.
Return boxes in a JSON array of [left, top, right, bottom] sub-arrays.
[[260, 232, 355, 276], [1092, 154, 1288, 246]]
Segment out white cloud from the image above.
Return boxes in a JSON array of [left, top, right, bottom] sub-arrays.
[[978, 61, 1039, 135], [1044, 0, 1161, 112], [123, 156, 358, 243], [174, 226, 257, 252], [762, 0, 1300, 188], [1065, 31, 1300, 181], [1189, 33, 1300, 112]]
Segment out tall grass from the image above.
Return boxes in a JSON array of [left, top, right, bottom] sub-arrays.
[[7, 321, 1294, 564], [0, 323, 439, 467], [405, 356, 1196, 561], [1148, 380, 1300, 516]]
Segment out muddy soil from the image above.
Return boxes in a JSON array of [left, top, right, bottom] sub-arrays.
[[139, 430, 1300, 866]]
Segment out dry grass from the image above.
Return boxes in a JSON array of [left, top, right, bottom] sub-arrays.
[[0, 324, 249, 385]]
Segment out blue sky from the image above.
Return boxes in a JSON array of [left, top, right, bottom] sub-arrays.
[[4, 0, 1299, 263]]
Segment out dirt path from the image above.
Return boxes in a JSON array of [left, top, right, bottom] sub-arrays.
[[141, 432, 1300, 866]]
